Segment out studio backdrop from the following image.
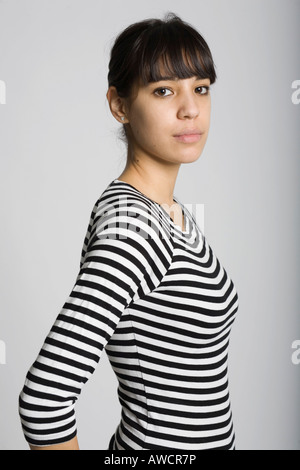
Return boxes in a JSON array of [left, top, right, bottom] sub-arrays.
[[0, 0, 299, 450]]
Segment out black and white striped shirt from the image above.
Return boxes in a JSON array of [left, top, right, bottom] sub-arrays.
[[19, 179, 239, 450]]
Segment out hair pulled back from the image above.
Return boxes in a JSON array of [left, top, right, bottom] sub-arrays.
[[107, 12, 217, 146], [108, 13, 217, 97]]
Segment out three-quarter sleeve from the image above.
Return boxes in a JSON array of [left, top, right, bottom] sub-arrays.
[[18, 193, 173, 447]]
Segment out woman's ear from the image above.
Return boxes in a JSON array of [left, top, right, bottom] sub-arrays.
[[106, 86, 129, 123]]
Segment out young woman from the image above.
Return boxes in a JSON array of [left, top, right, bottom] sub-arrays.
[[19, 13, 239, 451]]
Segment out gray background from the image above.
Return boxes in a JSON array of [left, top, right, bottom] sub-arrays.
[[0, 0, 299, 450]]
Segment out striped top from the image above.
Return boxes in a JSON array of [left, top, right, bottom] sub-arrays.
[[19, 179, 239, 450]]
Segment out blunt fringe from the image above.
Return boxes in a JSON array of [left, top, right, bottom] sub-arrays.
[[108, 13, 217, 98]]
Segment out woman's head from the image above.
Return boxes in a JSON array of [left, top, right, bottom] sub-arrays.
[[107, 13, 217, 165]]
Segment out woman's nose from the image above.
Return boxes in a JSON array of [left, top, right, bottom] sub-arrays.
[[177, 94, 200, 120]]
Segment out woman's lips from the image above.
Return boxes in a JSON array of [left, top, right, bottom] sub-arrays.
[[174, 132, 202, 144], [173, 131, 203, 143]]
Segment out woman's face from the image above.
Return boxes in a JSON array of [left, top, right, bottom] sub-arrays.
[[124, 75, 211, 164]]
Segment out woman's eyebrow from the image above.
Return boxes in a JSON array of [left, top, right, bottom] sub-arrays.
[[147, 76, 177, 83], [150, 76, 210, 83], [156, 75, 178, 81]]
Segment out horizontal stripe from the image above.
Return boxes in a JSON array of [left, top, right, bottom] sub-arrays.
[[18, 179, 239, 450]]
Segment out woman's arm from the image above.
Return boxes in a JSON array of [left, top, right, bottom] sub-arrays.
[[18, 194, 173, 448], [29, 435, 79, 450]]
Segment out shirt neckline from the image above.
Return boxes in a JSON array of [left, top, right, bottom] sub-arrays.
[[111, 178, 191, 235]]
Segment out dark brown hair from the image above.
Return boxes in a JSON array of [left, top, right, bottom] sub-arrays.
[[108, 13, 217, 96], [107, 12, 217, 145]]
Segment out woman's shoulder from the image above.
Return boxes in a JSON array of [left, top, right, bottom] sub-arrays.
[[97, 179, 154, 211], [93, 180, 161, 225], [90, 180, 173, 245]]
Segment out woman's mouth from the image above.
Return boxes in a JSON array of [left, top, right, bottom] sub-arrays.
[[173, 129, 203, 143]]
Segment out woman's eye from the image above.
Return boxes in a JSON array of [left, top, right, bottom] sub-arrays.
[[195, 86, 210, 95], [154, 88, 173, 97]]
